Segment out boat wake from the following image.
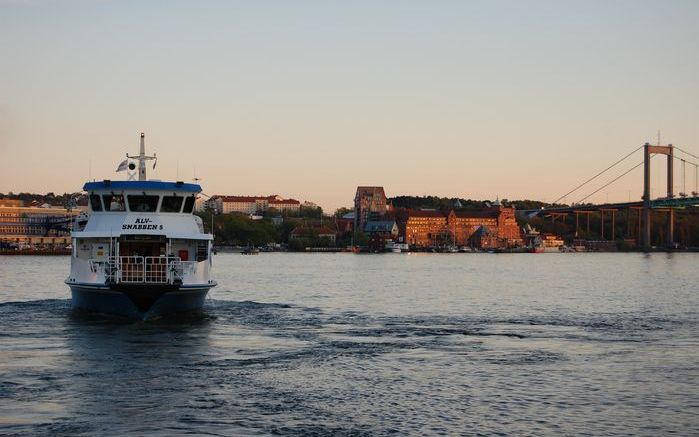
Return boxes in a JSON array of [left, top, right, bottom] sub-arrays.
[[0, 298, 695, 436]]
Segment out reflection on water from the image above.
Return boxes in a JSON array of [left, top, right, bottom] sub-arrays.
[[0, 254, 698, 435]]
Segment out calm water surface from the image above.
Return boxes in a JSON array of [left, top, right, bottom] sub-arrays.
[[0, 253, 697, 436]]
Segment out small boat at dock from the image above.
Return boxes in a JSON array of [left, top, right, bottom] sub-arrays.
[[242, 244, 259, 255]]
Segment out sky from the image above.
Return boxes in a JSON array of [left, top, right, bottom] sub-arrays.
[[1, 0, 698, 212]]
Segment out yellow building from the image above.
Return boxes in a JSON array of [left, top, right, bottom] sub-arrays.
[[0, 204, 83, 247]]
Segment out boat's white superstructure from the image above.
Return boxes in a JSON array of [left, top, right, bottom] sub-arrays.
[[65, 133, 216, 318], [384, 241, 409, 253]]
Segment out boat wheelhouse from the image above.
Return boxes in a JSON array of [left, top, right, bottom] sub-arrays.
[[66, 134, 216, 318]]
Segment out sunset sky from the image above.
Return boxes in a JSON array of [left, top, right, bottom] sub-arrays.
[[1, 0, 698, 212]]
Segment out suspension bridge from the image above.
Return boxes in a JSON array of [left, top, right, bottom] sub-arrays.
[[527, 141, 699, 250]]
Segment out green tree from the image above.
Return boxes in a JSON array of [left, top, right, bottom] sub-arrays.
[[353, 230, 369, 247], [300, 205, 323, 218], [334, 207, 353, 217]]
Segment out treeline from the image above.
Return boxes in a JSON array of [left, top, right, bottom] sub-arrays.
[[197, 212, 332, 247], [1, 192, 88, 206], [388, 196, 566, 211]]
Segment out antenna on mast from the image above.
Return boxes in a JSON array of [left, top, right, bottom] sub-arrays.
[[126, 132, 156, 181]]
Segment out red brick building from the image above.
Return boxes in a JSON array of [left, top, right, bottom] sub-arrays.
[[394, 209, 447, 247], [395, 205, 523, 249], [354, 186, 388, 231]]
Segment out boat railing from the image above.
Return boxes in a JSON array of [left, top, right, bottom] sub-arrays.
[[98, 256, 198, 284]]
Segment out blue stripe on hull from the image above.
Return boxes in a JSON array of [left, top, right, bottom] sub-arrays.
[[69, 284, 211, 320]]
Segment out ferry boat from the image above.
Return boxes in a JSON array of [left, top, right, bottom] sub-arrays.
[[65, 133, 216, 318]]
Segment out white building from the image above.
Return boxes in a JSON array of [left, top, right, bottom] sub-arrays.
[[206, 195, 301, 215]]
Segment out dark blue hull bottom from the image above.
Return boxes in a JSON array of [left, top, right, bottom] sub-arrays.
[[69, 284, 212, 320]]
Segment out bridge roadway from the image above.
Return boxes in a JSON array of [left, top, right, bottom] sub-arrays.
[[526, 196, 699, 216]]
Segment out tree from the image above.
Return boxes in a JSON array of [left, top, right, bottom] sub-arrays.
[[353, 230, 369, 247], [264, 207, 281, 218], [334, 207, 353, 217], [300, 205, 323, 218]]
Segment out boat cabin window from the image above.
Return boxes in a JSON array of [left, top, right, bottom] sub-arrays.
[[89, 194, 103, 212], [183, 196, 195, 213], [103, 194, 126, 212], [161, 195, 183, 213], [127, 195, 159, 212]]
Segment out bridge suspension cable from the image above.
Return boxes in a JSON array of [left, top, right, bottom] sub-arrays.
[[671, 152, 698, 167], [671, 154, 699, 196], [674, 146, 699, 161], [552, 145, 643, 205], [576, 159, 648, 204]]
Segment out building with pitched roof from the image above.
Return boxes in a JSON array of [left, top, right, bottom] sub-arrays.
[[364, 220, 399, 236], [289, 225, 337, 245], [364, 220, 399, 251]]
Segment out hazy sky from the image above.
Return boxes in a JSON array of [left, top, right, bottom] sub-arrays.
[[1, 0, 698, 211]]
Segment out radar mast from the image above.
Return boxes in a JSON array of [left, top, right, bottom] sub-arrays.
[[126, 132, 157, 181]]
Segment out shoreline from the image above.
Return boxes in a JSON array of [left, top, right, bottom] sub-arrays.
[[3, 248, 697, 256], [0, 249, 71, 256]]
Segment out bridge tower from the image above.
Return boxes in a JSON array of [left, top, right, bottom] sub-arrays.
[[642, 142, 674, 250]]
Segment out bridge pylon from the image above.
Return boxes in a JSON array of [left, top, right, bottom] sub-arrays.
[[642, 142, 674, 250]]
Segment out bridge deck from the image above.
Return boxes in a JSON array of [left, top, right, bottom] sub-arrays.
[[526, 196, 699, 216]]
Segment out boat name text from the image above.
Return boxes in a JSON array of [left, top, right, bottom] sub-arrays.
[[122, 217, 163, 230]]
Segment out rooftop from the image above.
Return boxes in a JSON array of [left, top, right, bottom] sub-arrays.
[[364, 220, 397, 232], [84, 180, 201, 193]]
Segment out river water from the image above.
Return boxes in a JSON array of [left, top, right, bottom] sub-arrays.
[[0, 253, 697, 436]]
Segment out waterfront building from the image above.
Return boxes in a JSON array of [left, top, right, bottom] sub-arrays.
[[395, 209, 448, 247], [364, 220, 400, 251], [395, 204, 523, 249], [446, 210, 498, 245], [0, 203, 83, 247], [470, 225, 499, 249], [364, 220, 399, 238], [354, 186, 388, 231]]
